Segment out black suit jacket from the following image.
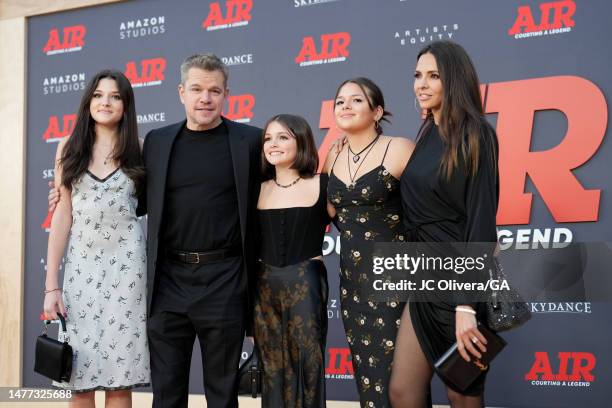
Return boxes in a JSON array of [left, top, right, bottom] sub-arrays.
[[138, 117, 262, 323]]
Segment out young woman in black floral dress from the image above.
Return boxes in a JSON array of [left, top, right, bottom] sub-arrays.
[[323, 78, 414, 408], [254, 114, 332, 408]]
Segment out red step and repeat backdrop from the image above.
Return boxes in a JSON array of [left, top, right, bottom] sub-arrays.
[[24, 1, 610, 406]]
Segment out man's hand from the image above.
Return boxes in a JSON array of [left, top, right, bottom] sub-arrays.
[[48, 181, 60, 212], [329, 135, 347, 155]]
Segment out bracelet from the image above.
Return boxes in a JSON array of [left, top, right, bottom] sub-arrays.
[[44, 288, 62, 294], [455, 306, 476, 315]]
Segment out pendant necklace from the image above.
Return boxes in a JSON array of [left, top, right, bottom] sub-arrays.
[[347, 135, 380, 190], [349, 135, 380, 163]]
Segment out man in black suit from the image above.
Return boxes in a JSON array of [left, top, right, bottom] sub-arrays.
[[141, 53, 261, 407]]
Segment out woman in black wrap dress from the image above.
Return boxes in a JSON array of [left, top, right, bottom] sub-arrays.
[[389, 41, 499, 408]]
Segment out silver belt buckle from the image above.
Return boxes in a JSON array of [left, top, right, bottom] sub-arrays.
[[186, 252, 200, 264]]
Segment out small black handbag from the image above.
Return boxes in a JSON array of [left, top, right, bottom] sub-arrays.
[[34, 315, 73, 383], [435, 323, 506, 392], [238, 346, 262, 398], [487, 257, 532, 332]]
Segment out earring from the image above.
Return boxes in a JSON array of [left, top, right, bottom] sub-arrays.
[[374, 119, 381, 131], [414, 97, 421, 114]]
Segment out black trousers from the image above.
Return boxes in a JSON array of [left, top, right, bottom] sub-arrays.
[[147, 256, 247, 408]]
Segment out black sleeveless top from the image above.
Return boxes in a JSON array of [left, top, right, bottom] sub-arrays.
[[327, 139, 405, 244], [258, 174, 330, 267]]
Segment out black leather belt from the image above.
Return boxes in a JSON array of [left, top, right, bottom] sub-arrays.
[[165, 246, 241, 264]]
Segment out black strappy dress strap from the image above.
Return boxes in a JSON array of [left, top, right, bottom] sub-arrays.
[[329, 148, 343, 176], [381, 138, 393, 166]]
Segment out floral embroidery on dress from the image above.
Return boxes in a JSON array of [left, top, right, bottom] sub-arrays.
[[328, 157, 405, 407]]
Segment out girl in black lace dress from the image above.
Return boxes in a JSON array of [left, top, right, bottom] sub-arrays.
[[324, 78, 414, 408]]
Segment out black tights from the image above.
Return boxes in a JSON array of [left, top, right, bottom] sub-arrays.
[[389, 305, 483, 408]]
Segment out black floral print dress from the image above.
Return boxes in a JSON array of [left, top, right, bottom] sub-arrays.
[[328, 140, 405, 408]]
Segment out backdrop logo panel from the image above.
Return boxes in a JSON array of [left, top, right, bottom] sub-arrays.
[[202, 0, 252, 31], [124, 57, 166, 87], [325, 347, 354, 380], [43, 114, 76, 143], [43, 24, 86, 55], [119, 16, 166, 39], [43, 72, 86, 95], [137, 111, 167, 125], [508, 0, 575, 39], [223, 94, 255, 123], [294, 0, 341, 8], [394, 23, 460, 46], [221, 53, 253, 66], [489, 76, 605, 226], [529, 302, 592, 314], [41, 211, 53, 232], [42, 168, 55, 181], [525, 351, 596, 387], [295, 32, 351, 67]]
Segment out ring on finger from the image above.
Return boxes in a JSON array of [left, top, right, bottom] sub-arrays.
[[471, 336, 479, 343]]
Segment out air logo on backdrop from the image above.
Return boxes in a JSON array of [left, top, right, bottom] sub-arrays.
[[124, 58, 166, 88], [295, 32, 350, 67], [43, 114, 76, 143], [41, 211, 53, 232], [202, 0, 252, 31], [508, 0, 575, 39], [325, 348, 354, 380], [43, 25, 86, 55], [525, 352, 595, 387], [223, 94, 254, 123]]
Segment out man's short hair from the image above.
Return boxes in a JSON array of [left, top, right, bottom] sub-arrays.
[[180, 53, 229, 87]]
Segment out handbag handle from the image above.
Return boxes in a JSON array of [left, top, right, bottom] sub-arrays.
[[43, 313, 68, 334], [250, 347, 259, 369]]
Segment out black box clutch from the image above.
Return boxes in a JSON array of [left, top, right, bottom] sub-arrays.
[[434, 323, 506, 392], [34, 315, 73, 383]]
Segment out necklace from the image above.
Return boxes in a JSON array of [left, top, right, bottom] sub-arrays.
[[274, 176, 301, 188], [95, 143, 114, 165], [347, 136, 379, 190], [348, 135, 380, 163]]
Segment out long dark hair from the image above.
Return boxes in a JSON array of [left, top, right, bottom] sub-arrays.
[[416, 41, 496, 180], [60, 69, 144, 194], [334, 77, 392, 135], [261, 114, 318, 180]]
